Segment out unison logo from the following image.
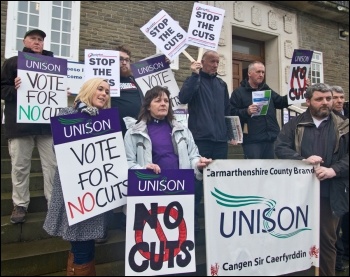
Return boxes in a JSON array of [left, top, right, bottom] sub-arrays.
[[211, 188, 311, 238], [59, 117, 112, 137], [134, 171, 186, 194]]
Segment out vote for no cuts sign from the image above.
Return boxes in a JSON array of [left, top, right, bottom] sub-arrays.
[[17, 51, 68, 123], [50, 108, 128, 226], [125, 169, 196, 276]]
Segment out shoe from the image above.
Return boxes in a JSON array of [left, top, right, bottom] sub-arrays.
[[335, 264, 347, 272], [10, 206, 27, 224], [95, 233, 108, 244]]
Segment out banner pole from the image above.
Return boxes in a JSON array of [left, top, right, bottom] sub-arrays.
[[197, 47, 204, 62], [182, 50, 195, 63]]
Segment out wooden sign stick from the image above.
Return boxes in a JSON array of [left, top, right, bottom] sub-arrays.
[[182, 50, 195, 63]]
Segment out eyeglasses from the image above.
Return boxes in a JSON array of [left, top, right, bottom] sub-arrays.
[[120, 57, 131, 63]]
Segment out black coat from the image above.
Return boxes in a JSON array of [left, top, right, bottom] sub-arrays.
[[1, 47, 54, 139], [179, 71, 230, 142], [230, 79, 289, 144], [275, 110, 349, 217]]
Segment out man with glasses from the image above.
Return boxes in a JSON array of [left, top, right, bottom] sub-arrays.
[[112, 45, 144, 137], [95, 46, 144, 244]]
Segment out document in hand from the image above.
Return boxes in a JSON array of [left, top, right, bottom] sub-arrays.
[[225, 116, 243, 143], [252, 90, 271, 117]]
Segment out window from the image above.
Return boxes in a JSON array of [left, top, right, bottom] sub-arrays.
[[5, 1, 80, 61], [310, 51, 323, 84]]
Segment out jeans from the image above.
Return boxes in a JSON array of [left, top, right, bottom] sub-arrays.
[[70, 240, 95, 264]]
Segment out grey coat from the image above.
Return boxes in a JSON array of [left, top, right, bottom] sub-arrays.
[[43, 107, 107, 241], [124, 117, 203, 180]]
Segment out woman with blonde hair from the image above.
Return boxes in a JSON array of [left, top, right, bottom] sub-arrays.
[[43, 78, 110, 276]]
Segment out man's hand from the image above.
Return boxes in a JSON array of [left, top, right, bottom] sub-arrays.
[[14, 77, 21, 90], [228, 139, 238, 145], [190, 61, 202, 74], [302, 155, 324, 166], [315, 166, 336, 181]]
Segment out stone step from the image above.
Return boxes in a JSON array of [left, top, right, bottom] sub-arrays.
[[1, 209, 124, 244], [1, 190, 48, 216], [1, 158, 43, 175], [1, 173, 44, 193], [1, 212, 52, 244], [40, 245, 207, 276], [1, 133, 7, 146], [1, 222, 207, 276], [1, 145, 40, 159], [1, 228, 127, 276]]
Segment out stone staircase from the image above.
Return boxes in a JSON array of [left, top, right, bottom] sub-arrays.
[[1, 120, 244, 276]]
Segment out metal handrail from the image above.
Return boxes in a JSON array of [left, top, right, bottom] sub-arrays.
[[281, 105, 306, 126], [282, 101, 349, 125]]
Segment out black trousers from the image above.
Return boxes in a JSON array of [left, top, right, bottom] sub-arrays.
[[194, 140, 228, 230], [242, 141, 275, 159], [320, 197, 339, 276]]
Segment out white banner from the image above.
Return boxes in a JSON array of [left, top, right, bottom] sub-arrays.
[[186, 2, 225, 51], [204, 159, 320, 276], [84, 49, 120, 97], [140, 10, 188, 60]]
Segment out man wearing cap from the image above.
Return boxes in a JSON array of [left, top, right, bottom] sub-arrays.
[[1, 29, 57, 224]]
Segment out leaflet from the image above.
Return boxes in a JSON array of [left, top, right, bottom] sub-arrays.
[[252, 90, 271, 117]]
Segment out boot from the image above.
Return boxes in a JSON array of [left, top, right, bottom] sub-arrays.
[[72, 260, 96, 276], [66, 251, 74, 276]]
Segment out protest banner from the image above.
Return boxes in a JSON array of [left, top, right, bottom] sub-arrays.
[[67, 61, 84, 95], [203, 159, 320, 276], [125, 169, 196, 276], [187, 2, 225, 51], [84, 49, 120, 97], [130, 54, 186, 112], [17, 51, 67, 123], [140, 10, 188, 61], [288, 49, 314, 104], [50, 108, 128, 225]]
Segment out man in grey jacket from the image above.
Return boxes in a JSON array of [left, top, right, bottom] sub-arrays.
[[275, 83, 349, 276]]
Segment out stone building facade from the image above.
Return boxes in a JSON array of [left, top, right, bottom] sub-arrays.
[[1, 1, 348, 97]]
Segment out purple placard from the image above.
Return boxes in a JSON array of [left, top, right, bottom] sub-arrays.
[[50, 108, 121, 145], [291, 49, 314, 64], [128, 169, 195, 197], [18, 51, 67, 75], [131, 55, 169, 79]]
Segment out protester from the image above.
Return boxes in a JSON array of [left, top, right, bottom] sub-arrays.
[[43, 78, 111, 276], [331, 85, 349, 272], [93, 45, 146, 243], [1, 29, 57, 224], [179, 50, 233, 232], [111, 45, 144, 137], [124, 85, 212, 183], [275, 83, 349, 276], [230, 61, 290, 159]]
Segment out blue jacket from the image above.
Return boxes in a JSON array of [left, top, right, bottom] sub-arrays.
[[179, 70, 230, 142]]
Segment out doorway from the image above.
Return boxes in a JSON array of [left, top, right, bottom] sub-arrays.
[[232, 36, 265, 91]]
